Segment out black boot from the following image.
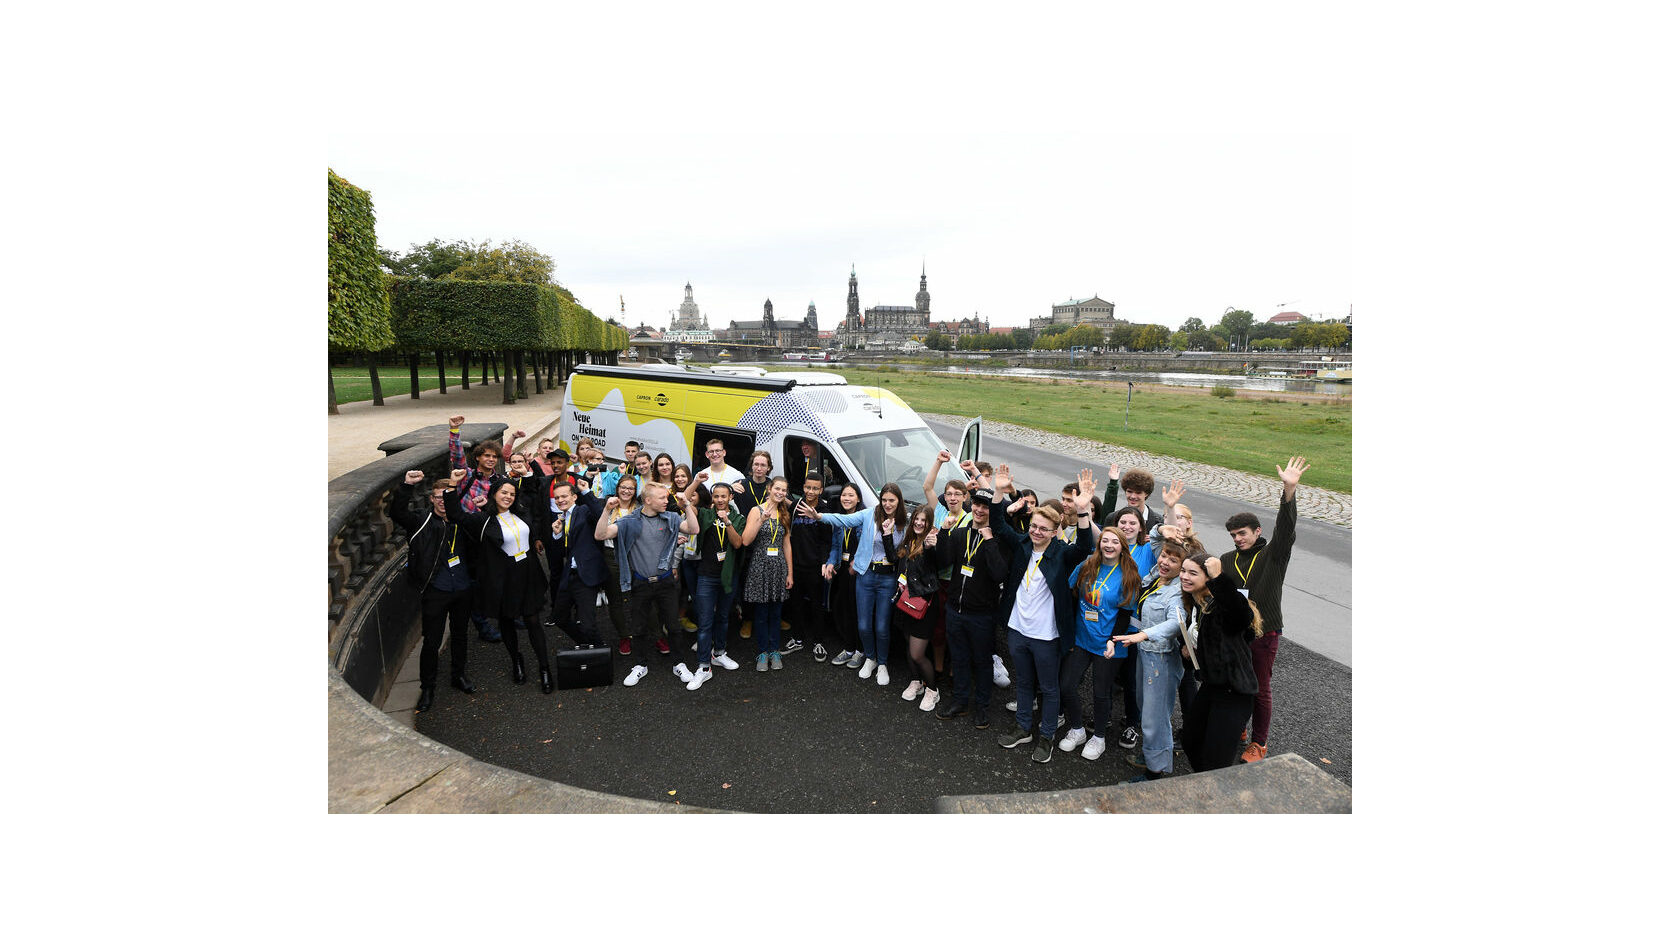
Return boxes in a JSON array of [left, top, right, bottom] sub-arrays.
[[540, 668, 554, 694], [512, 652, 527, 684], [415, 686, 435, 712], [450, 673, 476, 694]]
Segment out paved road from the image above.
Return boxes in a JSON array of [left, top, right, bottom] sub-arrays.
[[923, 418, 1353, 669]]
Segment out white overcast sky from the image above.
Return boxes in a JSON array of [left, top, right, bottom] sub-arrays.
[[328, 132, 1348, 332]]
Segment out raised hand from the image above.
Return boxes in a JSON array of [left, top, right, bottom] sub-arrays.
[[1163, 479, 1186, 507], [1108, 462, 1120, 481], [449, 468, 468, 484], [1278, 456, 1310, 489], [404, 470, 424, 485], [936, 449, 952, 465], [994, 464, 1013, 493], [512, 429, 526, 440], [1078, 467, 1095, 495], [448, 415, 465, 428], [605, 496, 621, 511], [1204, 556, 1223, 579], [924, 527, 938, 548]]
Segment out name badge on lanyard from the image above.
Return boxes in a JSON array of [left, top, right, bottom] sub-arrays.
[[767, 547, 780, 556], [716, 551, 728, 562], [447, 556, 461, 568], [960, 565, 974, 577]]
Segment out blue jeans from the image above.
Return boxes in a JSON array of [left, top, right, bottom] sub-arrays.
[[694, 573, 734, 665], [1137, 647, 1184, 774], [945, 607, 994, 710], [753, 600, 784, 656], [1008, 629, 1062, 738], [855, 569, 896, 663]]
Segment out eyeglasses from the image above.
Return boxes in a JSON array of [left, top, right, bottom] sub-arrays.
[[1026, 524, 1053, 534]]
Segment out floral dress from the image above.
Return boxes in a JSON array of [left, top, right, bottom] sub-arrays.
[[742, 510, 789, 604]]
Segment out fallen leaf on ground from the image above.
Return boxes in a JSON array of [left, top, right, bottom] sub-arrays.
[[1320, 758, 1332, 765], [541, 739, 553, 744], [722, 783, 731, 789], [668, 790, 677, 795]]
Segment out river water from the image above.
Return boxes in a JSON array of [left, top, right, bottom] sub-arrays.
[[732, 361, 1351, 395]]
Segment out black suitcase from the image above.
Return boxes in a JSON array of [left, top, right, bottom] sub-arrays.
[[553, 644, 613, 689]]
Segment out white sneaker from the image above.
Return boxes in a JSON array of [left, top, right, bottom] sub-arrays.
[[1059, 728, 1089, 753], [1081, 735, 1106, 760], [876, 664, 890, 686], [712, 651, 739, 671], [859, 658, 877, 679], [686, 665, 712, 691], [624, 665, 648, 686], [992, 654, 1011, 688], [901, 680, 925, 701], [813, 643, 828, 662], [673, 663, 694, 684], [919, 688, 940, 712]]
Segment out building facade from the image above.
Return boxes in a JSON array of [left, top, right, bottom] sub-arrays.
[[665, 282, 715, 343], [835, 264, 933, 349], [715, 298, 821, 348], [1030, 295, 1118, 332]]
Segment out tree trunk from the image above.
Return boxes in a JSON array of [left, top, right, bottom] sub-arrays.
[[515, 350, 528, 399], [407, 353, 421, 399], [461, 350, 471, 390], [502, 351, 516, 405], [436, 351, 448, 395], [491, 352, 500, 383], [328, 366, 339, 415], [530, 351, 543, 394], [368, 357, 384, 406], [481, 352, 489, 385]]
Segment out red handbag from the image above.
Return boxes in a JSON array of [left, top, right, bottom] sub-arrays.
[[894, 590, 930, 619]]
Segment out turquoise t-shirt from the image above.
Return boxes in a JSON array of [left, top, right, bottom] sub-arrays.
[[1069, 562, 1135, 657]]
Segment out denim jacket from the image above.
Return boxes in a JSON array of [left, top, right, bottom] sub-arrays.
[[612, 509, 685, 591], [1133, 575, 1185, 654]]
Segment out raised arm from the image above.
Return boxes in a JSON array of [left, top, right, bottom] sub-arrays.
[[447, 415, 466, 469], [923, 449, 951, 506], [740, 505, 766, 545], [593, 496, 624, 540], [1098, 463, 1121, 522], [680, 497, 699, 535], [502, 429, 527, 461]]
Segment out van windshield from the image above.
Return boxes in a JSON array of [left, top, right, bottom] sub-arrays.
[[837, 427, 946, 503]]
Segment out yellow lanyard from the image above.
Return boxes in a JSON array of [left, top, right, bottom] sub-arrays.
[[1087, 563, 1116, 607], [964, 530, 983, 565], [562, 509, 571, 549], [764, 513, 780, 547], [1138, 577, 1162, 607], [499, 512, 525, 555], [714, 516, 727, 551], [1235, 550, 1259, 585], [1024, 551, 1043, 588], [749, 479, 769, 505], [843, 527, 856, 555]]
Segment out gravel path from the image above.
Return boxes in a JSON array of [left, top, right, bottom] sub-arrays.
[[923, 413, 1353, 527]]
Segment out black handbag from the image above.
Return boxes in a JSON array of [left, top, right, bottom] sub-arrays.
[[552, 644, 614, 689]]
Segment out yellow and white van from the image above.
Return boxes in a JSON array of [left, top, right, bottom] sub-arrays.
[[560, 364, 981, 508]]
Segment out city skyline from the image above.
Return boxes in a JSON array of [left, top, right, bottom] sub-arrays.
[[328, 133, 1351, 335]]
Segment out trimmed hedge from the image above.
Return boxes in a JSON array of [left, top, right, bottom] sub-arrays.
[[389, 278, 625, 354], [328, 170, 394, 351]]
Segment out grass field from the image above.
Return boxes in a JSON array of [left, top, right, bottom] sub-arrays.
[[818, 367, 1352, 494], [331, 365, 513, 405]]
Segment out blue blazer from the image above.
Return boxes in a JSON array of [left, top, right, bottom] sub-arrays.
[[537, 490, 607, 589]]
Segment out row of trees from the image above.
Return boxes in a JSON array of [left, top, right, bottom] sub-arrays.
[[328, 170, 628, 413], [922, 307, 1350, 354]]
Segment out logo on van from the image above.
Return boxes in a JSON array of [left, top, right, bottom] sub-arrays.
[[654, 392, 669, 406]]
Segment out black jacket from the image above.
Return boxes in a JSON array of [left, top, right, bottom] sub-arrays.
[[1219, 496, 1297, 636], [445, 486, 543, 614], [991, 494, 1095, 654], [389, 484, 466, 592], [535, 490, 607, 589], [934, 519, 1011, 614], [1189, 571, 1258, 694]]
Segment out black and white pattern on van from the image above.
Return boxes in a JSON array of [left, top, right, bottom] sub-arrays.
[[741, 394, 833, 443]]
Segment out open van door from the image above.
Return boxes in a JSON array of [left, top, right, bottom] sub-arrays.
[[957, 416, 982, 467]]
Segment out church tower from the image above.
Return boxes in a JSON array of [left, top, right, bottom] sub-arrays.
[[806, 300, 818, 329], [846, 264, 861, 330], [915, 261, 931, 315]]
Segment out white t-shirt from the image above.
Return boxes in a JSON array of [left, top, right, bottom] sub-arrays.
[[1008, 548, 1057, 641], [698, 464, 745, 490]]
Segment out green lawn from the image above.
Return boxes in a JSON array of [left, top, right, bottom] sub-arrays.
[[330, 365, 516, 405], [821, 368, 1352, 494]]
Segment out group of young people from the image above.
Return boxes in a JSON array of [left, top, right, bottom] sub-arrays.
[[391, 413, 1308, 779]]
